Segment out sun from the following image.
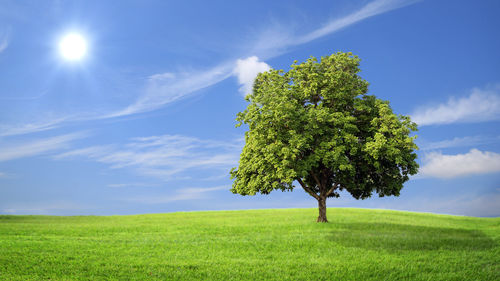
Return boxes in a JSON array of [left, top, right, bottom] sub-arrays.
[[59, 33, 87, 61]]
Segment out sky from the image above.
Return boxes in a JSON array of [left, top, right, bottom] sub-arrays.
[[0, 0, 499, 217]]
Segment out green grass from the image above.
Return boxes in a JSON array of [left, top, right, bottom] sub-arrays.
[[0, 208, 499, 280]]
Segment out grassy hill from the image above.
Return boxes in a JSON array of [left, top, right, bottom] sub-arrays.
[[0, 208, 498, 280]]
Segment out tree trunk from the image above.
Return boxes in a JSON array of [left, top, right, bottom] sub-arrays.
[[317, 196, 328, 222]]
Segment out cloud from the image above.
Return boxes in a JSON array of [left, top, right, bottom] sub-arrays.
[[55, 134, 242, 180], [0, 202, 90, 215], [234, 56, 271, 96], [122, 185, 229, 204], [418, 135, 500, 151], [332, 189, 500, 217], [106, 63, 234, 118], [0, 29, 10, 53], [396, 192, 500, 217], [107, 182, 160, 188], [412, 85, 500, 126], [0, 172, 7, 178], [0, 0, 418, 135], [250, 0, 419, 58], [0, 132, 88, 162], [2, 65, 232, 134], [429, 193, 500, 217], [106, 0, 416, 119], [0, 36, 8, 53], [294, 0, 419, 45], [0, 116, 73, 137], [419, 149, 500, 179]]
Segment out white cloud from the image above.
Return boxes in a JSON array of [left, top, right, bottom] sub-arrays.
[[418, 135, 500, 150], [107, 182, 160, 188], [122, 185, 229, 204], [106, 63, 234, 118], [332, 190, 500, 217], [0, 172, 7, 178], [247, 24, 294, 60], [0, 29, 9, 53], [1, 202, 89, 215], [419, 149, 500, 179], [250, 0, 419, 58], [234, 56, 271, 96], [0, 37, 8, 53], [0, 132, 88, 162], [295, 0, 419, 45], [108, 0, 416, 118], [432, 193, 500, 217], [55, 134, 242, 181], [412, 85, 500, 126], [233, 1, 417, 98], [0, 116, 72, 137], [54, 145, 115, 160], [0, 0, 418, 134]]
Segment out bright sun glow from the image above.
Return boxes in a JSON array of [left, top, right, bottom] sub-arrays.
[[59, 33, 87, 61]]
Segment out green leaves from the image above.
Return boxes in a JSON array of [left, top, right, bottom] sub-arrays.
[[231, 52, 419, 201]]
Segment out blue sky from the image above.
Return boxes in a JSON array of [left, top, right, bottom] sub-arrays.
[[1, 0, 499, 217]]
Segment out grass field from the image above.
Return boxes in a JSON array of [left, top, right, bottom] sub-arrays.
[[0, 208, 499, 280]]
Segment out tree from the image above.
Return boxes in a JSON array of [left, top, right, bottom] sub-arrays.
[[230, 52, 419, 222]]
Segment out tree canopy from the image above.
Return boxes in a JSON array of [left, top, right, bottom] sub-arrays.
[[230, 52, 419, 222]]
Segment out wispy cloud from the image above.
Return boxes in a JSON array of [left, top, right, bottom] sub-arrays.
[[0, 36, 8, 53], [418, 135, 500, 151], [0, 29, 10, 53], [105, 63, 234, 118], [419, 149, 500, 179], [0, 132, 88, 162], [433, 193, 500, 217], [412, 85, 500, 126], [294, 0, 418, 45], [0, 116, 73, 137], [55, 134, 242, 180], [124, 185, 229, 204], [234, 56, 271, 96], [250, 0, 419, 58], [238, 0, 419, 94], [334, 190, 500, 217], [401, 192, 500, 217], [0, 0, 418, 134], [1, 201, 90, 215], [106, 0, 417, 119], [107, 182, 161, 188]]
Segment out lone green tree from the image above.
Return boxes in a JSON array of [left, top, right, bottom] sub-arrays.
[[230, 52, 419, 222]]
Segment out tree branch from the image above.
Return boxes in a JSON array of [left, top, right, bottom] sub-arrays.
[[310, 171, 322, 189], [325, 183, 340, 197], [320, 165, 329, 189], [297, 178, 319, 200]]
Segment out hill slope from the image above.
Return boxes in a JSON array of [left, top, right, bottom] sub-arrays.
[[0, 208, 498, 280]]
